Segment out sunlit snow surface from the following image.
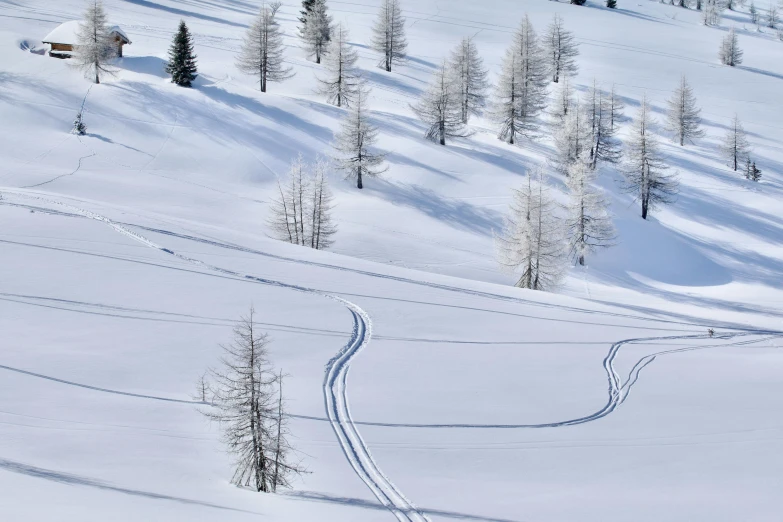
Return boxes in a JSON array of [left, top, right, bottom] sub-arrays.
[[1, 0, 782, 520]]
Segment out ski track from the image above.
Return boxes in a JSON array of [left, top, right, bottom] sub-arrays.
[[0, 190, 430, 522], [1, 192, 780, 520]]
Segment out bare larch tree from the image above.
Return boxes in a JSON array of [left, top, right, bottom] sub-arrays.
[[721, 114, 751, 171], [308, 158, 337, 250], [491, 16, 548, 145], [333, 85, 387, 188], [448, 36, 489, 124], [370, 0, 407, 72], [621, 94, 678, 220], [74, 0, 116, 84], [204, 308, 305, 492], [550, 73, 574, 121], [551, 97, 590, 174], [317, 23, 360, 107], [565, 160, 616, 266], [496, 167, 565, 291], [665, 76, 704, 146], [608, 84, 625, 132], [205, 309, 276, 491], [268, 156, 336, 249], [269, 155, 309, 246], [543, 14, 579, 83], [584, 81, 622, 170], [412, 61, 469, 145], [719, 27, 743, 66], [237, 6, 293, 92]]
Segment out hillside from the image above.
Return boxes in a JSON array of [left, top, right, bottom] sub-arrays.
[[1, 0, 782, 520]]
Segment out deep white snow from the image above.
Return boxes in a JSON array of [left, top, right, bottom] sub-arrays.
[[1, 0, 782, 520]]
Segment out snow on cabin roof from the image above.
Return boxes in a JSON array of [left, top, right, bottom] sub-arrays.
[[42, 21, 131, 45], [108, 25, 131, 44]]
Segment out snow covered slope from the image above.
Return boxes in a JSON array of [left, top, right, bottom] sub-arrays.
[[1, 0, 782, 520]]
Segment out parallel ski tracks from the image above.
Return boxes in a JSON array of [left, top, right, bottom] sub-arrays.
[[2, 191, 780, 521], [1, 191, 430, 521]]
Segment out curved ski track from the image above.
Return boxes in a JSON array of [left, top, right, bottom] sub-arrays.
[[0, 191, 430, 522], [2, 191, 781, 521]]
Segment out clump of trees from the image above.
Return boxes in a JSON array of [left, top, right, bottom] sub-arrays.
[[166, 20, 198, 87], [203, 308, 306, 493], [269, 155, 336, 250]]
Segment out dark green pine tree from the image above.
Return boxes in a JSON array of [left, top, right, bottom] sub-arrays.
[[166, 20, 198, 87], [606, 0, 617, 8]]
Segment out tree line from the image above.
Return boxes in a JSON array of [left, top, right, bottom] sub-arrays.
[[70, 0, 765, 281]]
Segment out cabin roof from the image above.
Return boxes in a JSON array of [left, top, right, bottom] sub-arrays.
[[42, 21, 131, 45]]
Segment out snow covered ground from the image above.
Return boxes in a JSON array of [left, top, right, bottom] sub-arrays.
[[1, 0, 782, 520]]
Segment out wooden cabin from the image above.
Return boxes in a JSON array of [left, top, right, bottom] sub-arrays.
[[42, 21, 131, 59]]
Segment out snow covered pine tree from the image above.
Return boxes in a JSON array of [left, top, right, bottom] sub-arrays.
[[166, 20, 198, 87], [744, 157, 762, 182], [72, 111, 87, 135]]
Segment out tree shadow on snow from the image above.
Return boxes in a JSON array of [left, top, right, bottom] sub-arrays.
[[286, 490, 524, 522], [120, 0, 247, 27], [116, 56, 169, 79], [364, 180, 502, 236], [0, 458, 261, 515]]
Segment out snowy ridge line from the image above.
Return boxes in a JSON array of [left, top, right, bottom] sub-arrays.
[[1, 190, 427, 522]]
